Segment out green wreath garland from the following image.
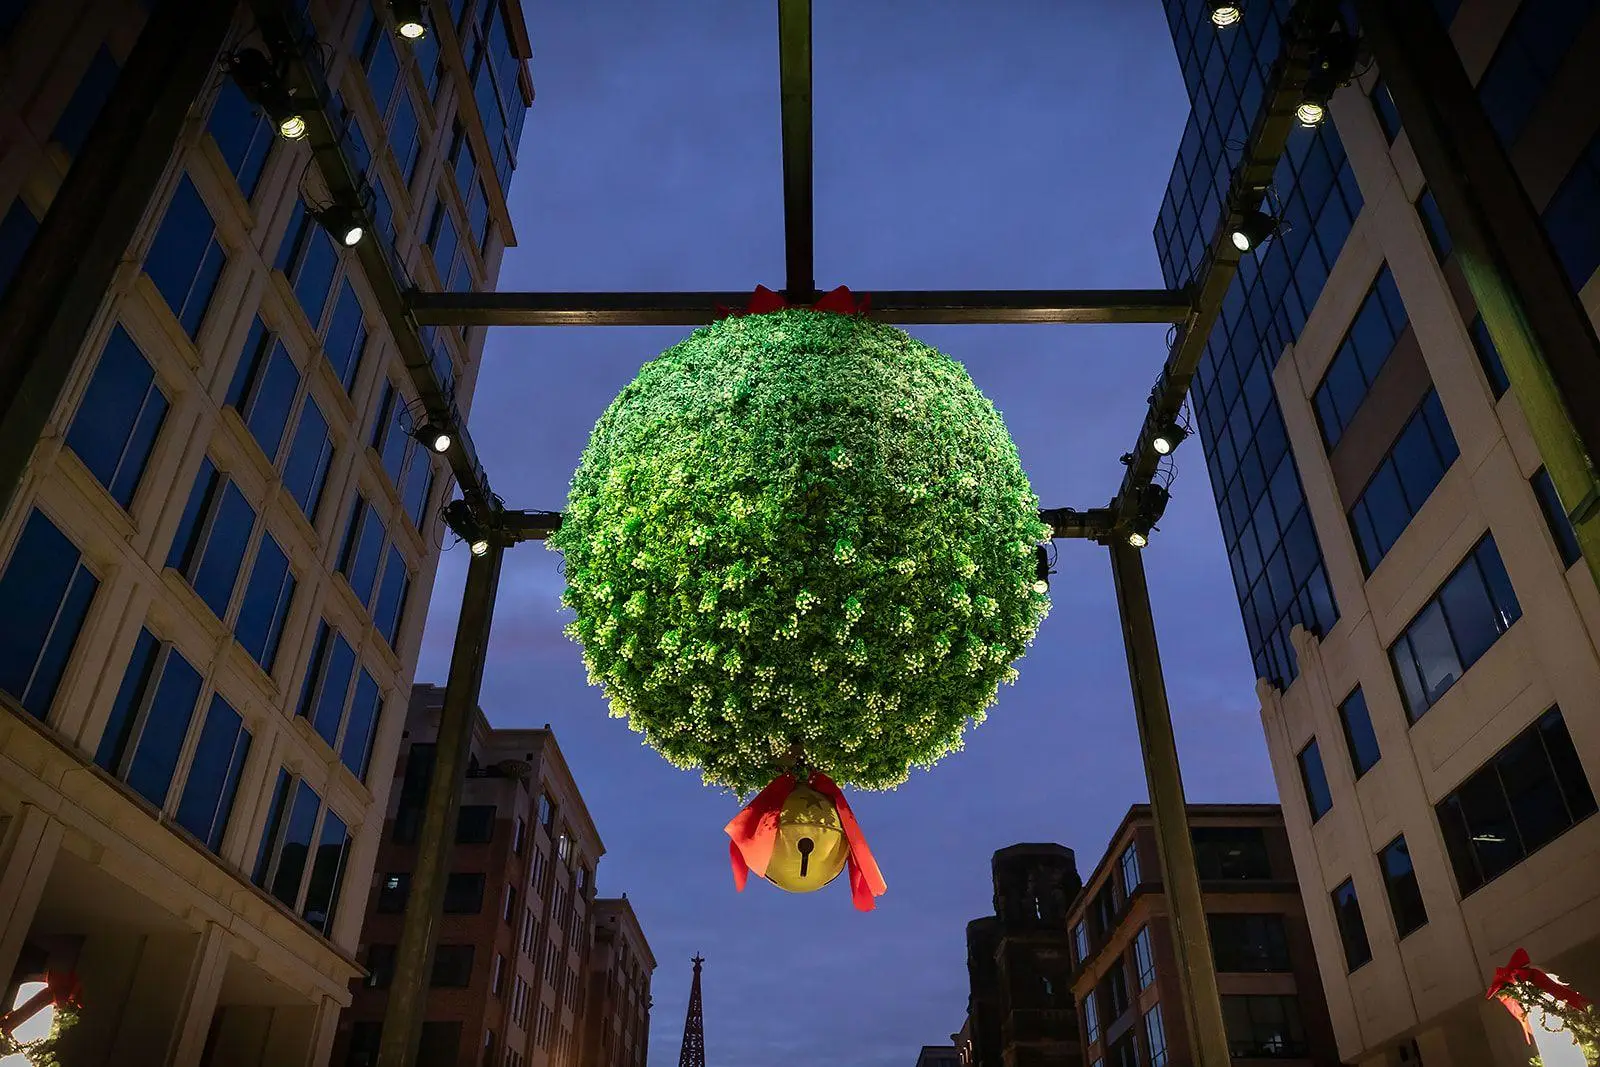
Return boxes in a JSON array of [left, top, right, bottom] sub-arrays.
[[553, 308, 1051, 793]]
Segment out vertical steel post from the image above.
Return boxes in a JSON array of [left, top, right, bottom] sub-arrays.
[[1108, 541, 1231, 1067], [1353, 0, 1600, 594], [0, 0, 234, 523], [377, 544, 504, 1067]]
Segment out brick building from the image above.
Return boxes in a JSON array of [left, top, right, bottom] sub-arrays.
[[579, 896, 655, 1067], [1066, 805, 1337, 1067], [335, 684, 605, 1067]]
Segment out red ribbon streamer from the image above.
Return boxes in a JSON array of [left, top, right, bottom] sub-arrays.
[[47, 970, 81, 1009], [724, 771, 887, 911], [1486, 947, 1592, 1043], [714, 285, 871, 320]]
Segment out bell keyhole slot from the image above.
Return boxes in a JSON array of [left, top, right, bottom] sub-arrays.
[[797, 837, 814, 878]]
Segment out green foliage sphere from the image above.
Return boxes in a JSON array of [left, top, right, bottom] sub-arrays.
[[552, 309, 1052, 793]]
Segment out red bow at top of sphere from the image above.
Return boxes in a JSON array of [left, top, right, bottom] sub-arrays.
[[715, 284, 871, 320]]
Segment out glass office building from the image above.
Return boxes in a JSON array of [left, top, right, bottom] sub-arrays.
[[1154, 2, 1600, 1065], [0, 1, 531, 1062]]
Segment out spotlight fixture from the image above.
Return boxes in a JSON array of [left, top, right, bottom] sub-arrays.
[[1125, 482, 1171, 549], [1152, 419, 1190, 456], [1298, 30, 1359, 130], [1229, 208, 1279, 253], [1209, 1, 1242, 27], [390, 0, 428, 39], [443, 499, 494, 556], [226, 48, 307, 142], [412, 422, 453, 453], [1033, 543, 1052, 594], [312, 202, 366, 247], [1127, 531, 1150, 549]]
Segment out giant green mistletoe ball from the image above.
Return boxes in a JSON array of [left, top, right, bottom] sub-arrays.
[[552, 308, 1052, 793]]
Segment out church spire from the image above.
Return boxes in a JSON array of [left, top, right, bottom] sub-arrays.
[[677, 954, 706, 1067]]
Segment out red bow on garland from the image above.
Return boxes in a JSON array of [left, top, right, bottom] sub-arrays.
[[1486, 947, 1592, 1043], [714, 285, 871, 320], [46, 970, 82, 1010], [724, 772, 888, 912]]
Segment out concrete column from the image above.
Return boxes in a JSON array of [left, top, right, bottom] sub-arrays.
[[93, 931, 218, 1067], [0, 804, 63, 989], [170, 923, 233, 1067], [260, 999, 324, 1067]]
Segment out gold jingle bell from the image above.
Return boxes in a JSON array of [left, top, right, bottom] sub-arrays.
[[762, 783, 850, 892]]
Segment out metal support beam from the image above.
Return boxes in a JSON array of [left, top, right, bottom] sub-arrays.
[[405, 289, 1193, 327], [1354, 0, 1600, 594], [1114, 0, 1335, 536], [0, 0, 234, 522], [248, 1, 496, 519], [1040, 507, 1117, 540], [376, 544, 504, 1067], [1108, 541, 1232, 1067], [777, 0, 814, 298], [501, 509, 563, 542]]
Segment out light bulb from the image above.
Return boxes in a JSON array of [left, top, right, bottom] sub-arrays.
[[470, 538, 490, 556], [1211, 5, 1242, 27], [1296, 101, 1326, 127], [1231, 229, 1252, 251], [278, 114, 308, 140], [1128, 531, 1149, 549], [431, 432, 452, 453], [1031, 580, 1048, 594], [1153, 435, 1174, 455], [398, 20, 426, 38], [342, 225, 364, 247]]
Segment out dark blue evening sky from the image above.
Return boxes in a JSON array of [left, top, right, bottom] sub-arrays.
[[416, 5, 1274, 1065]]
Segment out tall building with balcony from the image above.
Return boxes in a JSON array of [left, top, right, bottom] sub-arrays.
[[1065, 805, 1338, 1067], [0, 2, 531, 1063], [336, 685, 606, 1067], [961, 844, 1086, 1067], [579, 896, 655, 1067], [1155, 2, 1600, 1066]]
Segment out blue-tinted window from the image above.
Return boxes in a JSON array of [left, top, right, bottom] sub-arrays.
[[451, 123, 476, 202], [373, 381, 410, 485], [389, 89, 422, 184], [1339, 688, 1381, 778], [1389, 536, 1522, 721], [1313, 267, 1408, 449], [1437, 707, 1595, 896], [52, 46, 119, 156], [1468, 314, 1510, 398], [97, 635, 204, 809], [283, 396, 334, 520], [208, 78, 273, 200], [1531, 467, 1582, 568], [1378, 836, 1428, 938], [1477, 0, 1599, 149], [168, 465, 256, 620], [1299, 740, 1333, 821], [1415, 189, 1452, 263], [361, 16, 400, 112], [299, 622, 356, 746], [1331, 878, 1372, 971], [0, 510, 98, 719], [0, 197, 39, 298], [373, 546, 410, 648], [1348, 389, 1459, 573], [227, 320, 301, 463], [302, 808, 350, 935], [236, 534, 295, 671], [277, 202, 338, 328], [1369, 78, 1401, 143], [145, 175, 227, 339], [339, 669, 383, 779], [174, 695, 251, 853], [65, 326, 168, 509], [428, 202, 459, 287], [268, 778, 322, 907], [252, 768, 291, 885], [339, 497, 387, 605], [404, 445, 436, 529], [467, 181, 490, 251], [323, 281, 367, 392], [1540, 132, 1600, 292]]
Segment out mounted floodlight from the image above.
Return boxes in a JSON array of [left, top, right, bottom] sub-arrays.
[[1298, 30, 1358, 130], [312, 203, 366, 247], [1152, 420, 1190, 456], [1033, 543, 1052, 594], [1230, 208, 1279, 253], [227, 48, 307, 142], [413, 423, 453, 453], [443, 499, 494, 555], [390, 0, 428, 39], [1127, 531, 1150, 549], [1209, 1, 1242, 27]]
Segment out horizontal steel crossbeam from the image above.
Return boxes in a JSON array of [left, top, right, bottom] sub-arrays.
[[501, 507, 1110, 542], [407, 288, 1194, 327]]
